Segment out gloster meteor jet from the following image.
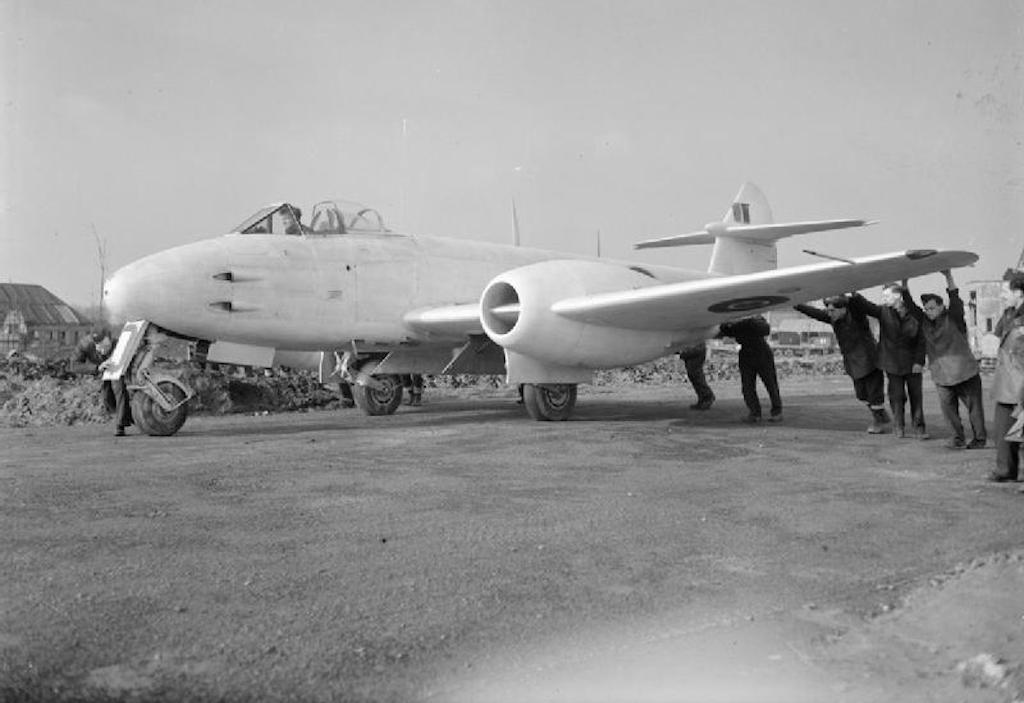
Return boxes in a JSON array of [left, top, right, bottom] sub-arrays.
[[102, 183, 976, 435]]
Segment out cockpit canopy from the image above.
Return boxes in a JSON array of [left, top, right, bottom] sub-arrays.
[[231, 200, 389, 236]]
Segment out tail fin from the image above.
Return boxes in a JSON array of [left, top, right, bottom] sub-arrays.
[[633, 182, 873, 276], [708, 182, 775, 275]]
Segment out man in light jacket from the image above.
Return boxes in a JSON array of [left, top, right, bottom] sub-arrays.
[[990, 273, 1024, 482]]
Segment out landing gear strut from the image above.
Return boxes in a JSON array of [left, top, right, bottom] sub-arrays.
[[105, 321, 193, 437]]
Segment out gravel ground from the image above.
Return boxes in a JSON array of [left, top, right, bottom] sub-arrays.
[[1, 376, 1022, 702]]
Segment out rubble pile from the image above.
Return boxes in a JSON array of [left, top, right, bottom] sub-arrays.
[[591, 353, 845, 386], [0, 373, 111, 427], [0, 359, 341, 428], [1, 353, 846, 427]]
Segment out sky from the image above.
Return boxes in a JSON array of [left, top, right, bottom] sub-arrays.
[[2, 0, 1022, 310]]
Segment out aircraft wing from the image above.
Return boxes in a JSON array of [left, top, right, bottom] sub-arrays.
[[551, 249, 978, 331]]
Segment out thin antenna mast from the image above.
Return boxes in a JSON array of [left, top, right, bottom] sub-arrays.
[[511, 199, 521, 246], [92, 223, 107, 321], [400, 118, 408, 228]]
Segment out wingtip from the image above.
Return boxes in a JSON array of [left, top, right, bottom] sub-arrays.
[[904, 249, 980, 267]]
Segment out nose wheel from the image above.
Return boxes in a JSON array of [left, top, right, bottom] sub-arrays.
[[130, 380, 190, 436]]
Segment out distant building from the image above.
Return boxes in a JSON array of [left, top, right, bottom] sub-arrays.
[[0, 283, 94, 359], [766, 310, 839, 356], [962, 279, 1007, 363]]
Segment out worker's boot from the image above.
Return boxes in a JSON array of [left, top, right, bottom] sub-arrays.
[[867, 407, 892, 434], [409, 389, 422, 406], [690, 392, 715, 410]]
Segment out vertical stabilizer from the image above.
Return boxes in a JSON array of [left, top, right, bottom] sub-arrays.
[[708, 183, 777, 275]]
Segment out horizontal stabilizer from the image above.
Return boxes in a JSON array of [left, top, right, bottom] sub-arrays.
[[634, 219, 875, 250]]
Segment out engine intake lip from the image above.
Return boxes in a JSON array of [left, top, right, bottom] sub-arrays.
[[481, 281, 520, 336]]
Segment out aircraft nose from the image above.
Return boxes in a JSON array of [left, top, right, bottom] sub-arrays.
[[103, 266, 139, 326], [102, 239, 229, 333]]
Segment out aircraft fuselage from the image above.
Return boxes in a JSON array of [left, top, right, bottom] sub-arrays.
[[104, 231, 704, 352]]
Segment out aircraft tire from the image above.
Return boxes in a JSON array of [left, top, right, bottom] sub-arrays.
[[353, 374, 404, 416], [130, 380, 190, 436], [522, 383, 577, 421]]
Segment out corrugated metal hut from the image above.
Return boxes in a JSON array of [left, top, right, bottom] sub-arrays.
[[0, 283, 94, 359]]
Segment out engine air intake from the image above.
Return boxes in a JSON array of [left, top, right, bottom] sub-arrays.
[[481, 281, 520, 335]]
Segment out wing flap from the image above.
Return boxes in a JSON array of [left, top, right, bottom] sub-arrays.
[[551, 249, 977, 331]]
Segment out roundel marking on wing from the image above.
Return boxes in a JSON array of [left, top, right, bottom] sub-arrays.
[[708, 295, 790, 313]]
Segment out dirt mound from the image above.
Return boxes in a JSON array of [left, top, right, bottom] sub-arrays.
[[0, 361, 342, 428], [0, 354, 846, 428]]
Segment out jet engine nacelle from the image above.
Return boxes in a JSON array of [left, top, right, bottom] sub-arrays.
[[480, 260, 676, 369]]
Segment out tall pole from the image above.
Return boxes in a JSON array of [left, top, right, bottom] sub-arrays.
[[92, 223, 107, 322], [400, 118, 408, 230]]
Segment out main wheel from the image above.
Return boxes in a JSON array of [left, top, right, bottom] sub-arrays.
[[522, 383, 577, 421], [352, 374, 404, 415], [130, 380, 189, 436]]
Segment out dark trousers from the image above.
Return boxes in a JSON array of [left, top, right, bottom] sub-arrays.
[[852, 368, 885, 407], [993, 402, 1022, 480], [886, 371, 925, 431], [110, 379, 131, 430], [739, 348, 781, 417], [401, 374, 424, 391], [935, 373, 986, 443], [681, 347, 714, 403]]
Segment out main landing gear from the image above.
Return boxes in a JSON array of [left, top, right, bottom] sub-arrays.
[[351, 371, 404, 415], [336, 354, 404, 416], [520, 383, 577, 421]]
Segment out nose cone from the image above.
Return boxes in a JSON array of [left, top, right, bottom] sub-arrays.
[[103, 239, 229, 336], [103, 268, 134, 327]]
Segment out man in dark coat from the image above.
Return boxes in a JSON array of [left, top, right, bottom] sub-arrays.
[[71, 329, 107, 371], [856, 282, 928, 439], [678, 341, 715, 410], [717, 315, 781, 423], [909, 269, 986, 449], [97, 343, 133, 437], [795, 294, 892, 433]]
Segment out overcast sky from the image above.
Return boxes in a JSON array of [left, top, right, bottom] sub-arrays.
[[2, 0, 1021, 308]]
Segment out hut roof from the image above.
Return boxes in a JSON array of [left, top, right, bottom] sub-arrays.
[[0, 283, 92, 327]]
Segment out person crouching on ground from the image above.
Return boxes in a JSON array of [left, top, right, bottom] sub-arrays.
[[717, 315, 782, 423], [794, 294, 891, 433], [989, 273, 1024, 483], [909, 269, 986, 449]]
